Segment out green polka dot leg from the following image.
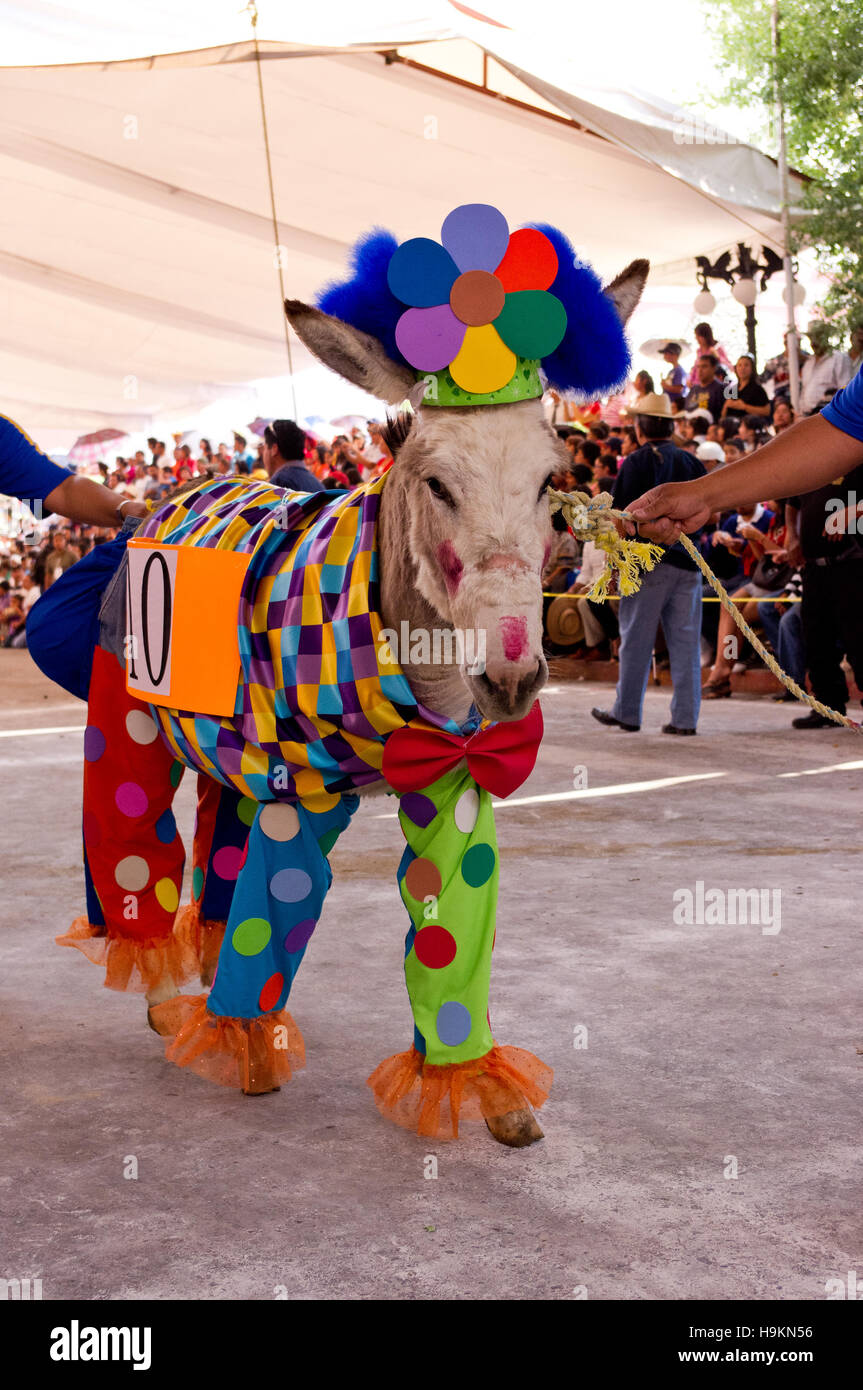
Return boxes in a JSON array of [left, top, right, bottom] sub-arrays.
[[207, 795, 357, 1019], [397, 766, 498, 1066]]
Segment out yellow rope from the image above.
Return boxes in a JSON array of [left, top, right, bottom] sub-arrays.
[[548, 487, 862, 736]]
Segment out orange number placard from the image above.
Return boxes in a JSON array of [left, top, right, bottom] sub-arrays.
[[126, 539, 250, 716]]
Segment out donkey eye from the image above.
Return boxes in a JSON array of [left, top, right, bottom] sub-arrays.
[[538, 473, 554, 501], [426, 476, 454, 506]]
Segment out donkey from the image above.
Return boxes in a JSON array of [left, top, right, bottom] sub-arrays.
[[55, 214, 647, 1146]]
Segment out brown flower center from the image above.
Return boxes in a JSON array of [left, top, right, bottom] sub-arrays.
[[449, 269, 505, 327]]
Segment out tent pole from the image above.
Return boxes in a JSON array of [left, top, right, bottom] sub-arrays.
[[771, 0, 800, 415], [248, 2, 299, 419]]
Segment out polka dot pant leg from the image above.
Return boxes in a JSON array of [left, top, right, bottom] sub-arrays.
[[397, 767, 498, 1066], [190, 775, 252, 924], [206, 795, 357, 1021], [79, 645, 186, 965]]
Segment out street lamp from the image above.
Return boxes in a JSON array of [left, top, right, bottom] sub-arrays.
[[694, 243, 785, 367]]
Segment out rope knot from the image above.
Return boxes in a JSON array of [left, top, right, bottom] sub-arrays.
[[548, 487, 664, 599]]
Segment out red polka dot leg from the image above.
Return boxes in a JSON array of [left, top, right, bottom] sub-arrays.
[[58, 645, 190, 994]]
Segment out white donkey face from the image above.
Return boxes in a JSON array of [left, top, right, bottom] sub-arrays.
[[395, 401, 561, 719], [284, 257, 646, 719]]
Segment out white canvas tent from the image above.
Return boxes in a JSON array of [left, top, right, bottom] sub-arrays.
[[0, 1, 805, 435]]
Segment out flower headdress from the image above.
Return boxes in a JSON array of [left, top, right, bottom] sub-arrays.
[[317, 203, 635, 407]]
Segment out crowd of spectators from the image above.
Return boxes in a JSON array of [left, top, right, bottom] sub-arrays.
[[5, 314, 863, 730], [542, 316, 863, 729], [0, 419, 397, 649]]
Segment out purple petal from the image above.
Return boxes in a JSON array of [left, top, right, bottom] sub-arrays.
[[395, 305, 466, 371], [441, 203, 510, 273]]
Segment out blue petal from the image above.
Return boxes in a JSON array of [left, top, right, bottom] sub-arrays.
[[387, 237, 458, 307]]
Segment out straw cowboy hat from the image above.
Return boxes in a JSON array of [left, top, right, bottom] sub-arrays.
[[638, 337, 692, 359], [545, 595, 585, 647], [621, 391, 672, 419]]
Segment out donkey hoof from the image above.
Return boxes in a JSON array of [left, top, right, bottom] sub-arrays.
[[486, 1108, 544, 1147], [146, 1006, 172, 1037]]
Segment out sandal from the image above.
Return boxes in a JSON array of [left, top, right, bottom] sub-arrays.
[[702, 676, 732, 699]]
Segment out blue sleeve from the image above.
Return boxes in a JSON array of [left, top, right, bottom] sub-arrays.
[[822, 369, 863, 441], [0, 415, 71, 507]]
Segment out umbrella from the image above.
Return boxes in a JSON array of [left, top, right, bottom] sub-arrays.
[[68, 428, 127, 465], [247, 417, 273, 438], [638, 337, 692, 360], [330, 414, 368, 430]]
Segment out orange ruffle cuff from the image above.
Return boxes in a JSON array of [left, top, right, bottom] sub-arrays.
[[56, 916, 200, 995], [172, 902, 226, 986], [367, 1044, 553, 1139], [147, 994, 305, 1092]]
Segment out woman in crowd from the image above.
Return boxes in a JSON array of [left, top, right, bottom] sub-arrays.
[[722, 354, 771, 421], [687, 322, 732, 384]]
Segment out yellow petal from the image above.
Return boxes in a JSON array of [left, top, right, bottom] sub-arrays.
[[449, 324, 516, 394]]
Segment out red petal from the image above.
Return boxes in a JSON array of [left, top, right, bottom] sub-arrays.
[[494, 229, 558, 292]]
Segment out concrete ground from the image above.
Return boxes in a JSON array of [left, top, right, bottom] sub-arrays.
[[1, 647, 861, 1301]]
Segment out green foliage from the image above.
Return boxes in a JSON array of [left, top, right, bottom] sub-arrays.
[[704, 0, 863, 334]]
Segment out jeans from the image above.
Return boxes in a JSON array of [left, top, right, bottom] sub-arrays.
[[756, 600, 805, 688], [611, 562, 702, 729]]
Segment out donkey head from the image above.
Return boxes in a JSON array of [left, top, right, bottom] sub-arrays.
[[285, 232, 647, 722]]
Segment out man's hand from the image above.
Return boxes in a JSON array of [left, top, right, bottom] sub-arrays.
[[624, 478, 713, 545]]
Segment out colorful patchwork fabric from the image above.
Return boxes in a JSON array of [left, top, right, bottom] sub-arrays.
[[138, 475, 480, 810]]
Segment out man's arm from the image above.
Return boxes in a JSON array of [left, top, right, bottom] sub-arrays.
[[43, 474, 148, 526], [625, 415, 863, 543]]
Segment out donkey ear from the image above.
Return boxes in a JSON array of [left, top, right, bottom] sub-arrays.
[[284, 300, 417, 406], [604, 259, 650, 326]]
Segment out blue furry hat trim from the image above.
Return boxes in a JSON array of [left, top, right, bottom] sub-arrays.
[[316, 229, 405, 366], [529, 224, 631, 396], [315, 222, 631, 398]]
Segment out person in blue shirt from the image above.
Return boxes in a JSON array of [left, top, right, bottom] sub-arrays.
[[660, 342, 688, 405], [0, 412, 146, 699], [591, 392, 706, 736], [627, 369, 863, 727], [1, 414, 147, 526], [263, 419, 323, 493]]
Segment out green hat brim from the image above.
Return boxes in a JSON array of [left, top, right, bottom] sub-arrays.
[[418, 359, 544, 407]]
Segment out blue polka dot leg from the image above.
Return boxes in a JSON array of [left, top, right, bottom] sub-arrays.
[[207, 796, 356, 1020]]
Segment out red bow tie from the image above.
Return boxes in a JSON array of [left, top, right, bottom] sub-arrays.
[[382, 701, 543, 799]]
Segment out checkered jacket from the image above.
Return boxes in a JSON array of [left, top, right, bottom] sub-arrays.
[[140, 475, 473, 808]]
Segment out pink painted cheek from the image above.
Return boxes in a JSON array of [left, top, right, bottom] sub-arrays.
[[436, 540, 463, 595], [500, 615, 529, 662]]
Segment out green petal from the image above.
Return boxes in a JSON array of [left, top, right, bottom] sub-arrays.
[[494, 291, 567, 359]]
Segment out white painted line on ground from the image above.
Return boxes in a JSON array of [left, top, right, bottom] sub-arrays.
[[0, 724, 85, 738], [373, 770, 726, 817], [0, 703, 83, 718], [778, 759, 863, 779], [491, 771, 727, 808]]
